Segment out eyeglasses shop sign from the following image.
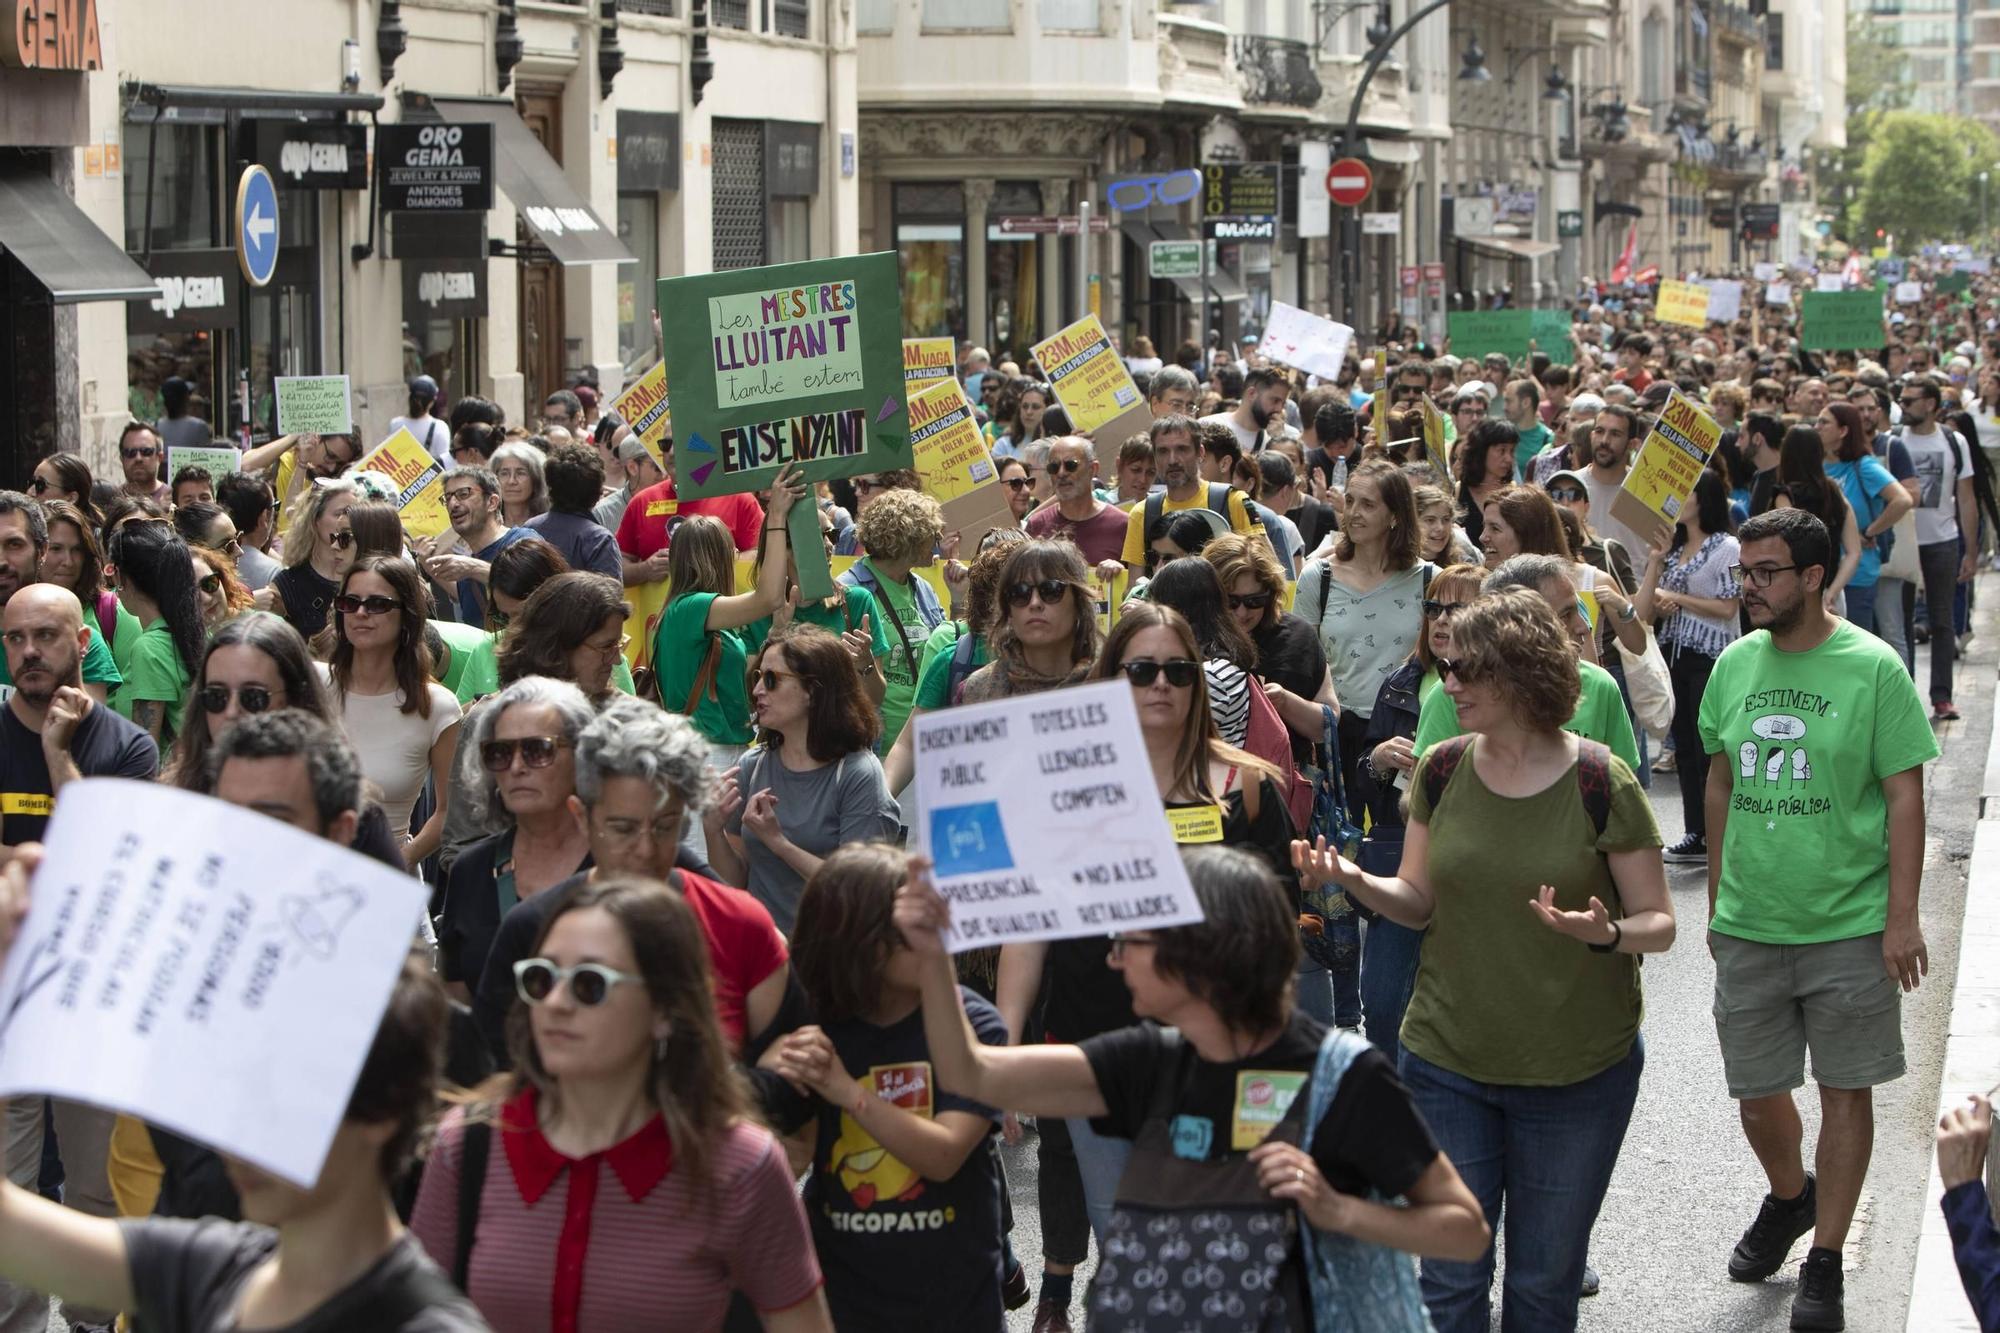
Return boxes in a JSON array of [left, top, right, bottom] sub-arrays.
[[379, 123, 494, 212]]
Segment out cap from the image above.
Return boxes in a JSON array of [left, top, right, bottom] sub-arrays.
[[1452, 382, 1491, 406], [575, 384, 599, 411], [1890, 312, 1907, 325], [614, 435, 655, 463], [1568, 392, 1607, 418], [1639, 381, 1674, 408], [1959, 340, 1979, 358], [408, 374, 439, 401], [1544, 469, 1588, 493]]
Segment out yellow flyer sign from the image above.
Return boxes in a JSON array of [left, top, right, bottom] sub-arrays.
[[611, 362, 670, 469], [1609, 389, 1721, 547], [908, 380, 998, 504], [1656, 280, 1711, 329], [355, 428, 450, 541], [1032, 314, 1143, 435], [1421, 398, 1451, 483], [902, 338, 956, 395]]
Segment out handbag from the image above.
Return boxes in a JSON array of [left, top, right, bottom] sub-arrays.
[[1302, 706, 1365, 954], [1880, 508, 1920, 582], [1614, 624, 1674, 741]]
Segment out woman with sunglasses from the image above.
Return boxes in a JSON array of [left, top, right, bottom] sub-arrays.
[[996, 457, 1037, 524], [1142, 556, 1258, 748], [29, 451, 95, 517], [490, 440, 550, 528], [1207, 533, 1337, 756], [189, 544, 252, 632], [106, 522, 205, 750], [266, 478, 358, 639], [1296, 589, 1671, 1333], [704, 627, 900, 934], [333, 555, 463, 869], [439, 676, 597, 1000], [740, 505, 890, 706], [166, 613, 329, 792], [411, 878, 833, 1332], [955, 540, 1100, 705]]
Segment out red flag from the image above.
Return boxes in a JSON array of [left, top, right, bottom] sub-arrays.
[[1633, 264, 1660, 286], [1609, 223, 1638, 285]]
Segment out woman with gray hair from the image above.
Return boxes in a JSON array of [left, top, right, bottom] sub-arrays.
[[490, 439, 550, 527], [435, 675, 597, 999], [471, 694, 792, 1064]]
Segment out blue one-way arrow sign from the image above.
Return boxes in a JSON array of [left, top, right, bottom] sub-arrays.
[[235, 165, 280, 288]]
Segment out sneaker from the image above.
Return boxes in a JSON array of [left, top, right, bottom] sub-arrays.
[[1652, 749, 1678, 774], [1933, 700, 1962, 721], [1031, 1299, 1075, 1333], [1580, 1261, 1600, 1297], [1663, 833, 1707, 863], [1003, 1261, 1032, 1311], [1730, 1172, 1817, 1282], [1790, 1246, 1845, 1330]]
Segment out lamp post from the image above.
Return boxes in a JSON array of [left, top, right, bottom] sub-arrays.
[[1983, 171, 1990, 242], [1330, 0, 1488, 331]]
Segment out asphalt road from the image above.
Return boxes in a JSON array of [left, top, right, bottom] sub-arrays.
[[1004, 586, 1994, 1333]]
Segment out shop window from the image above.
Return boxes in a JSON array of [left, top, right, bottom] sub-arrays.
[[123, 122, 217, 254], [922, 0, 1010, 31], [618, 195, 660, 376], [712, 120, 766, 270], [986, 181, 1043, 357], [894, 183, 965, 338]]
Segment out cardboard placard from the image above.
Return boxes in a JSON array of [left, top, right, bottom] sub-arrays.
[[1609, 388, 1723, 550], [902, 337, 957, 395], [1705, 280, 1744, 324], [1255, 302, 1354, 381], [1894, 280, 1924, 305], [1764, 281, 1793, 307], [610, 361, 671, 469], [1655, 280, 1711, 329], [1446, 310, 1531, 361], [1033, 314, 1145, 437], [1529, 309, 1574, 366], [354, 428, 450, 541], [907, 379, 1016, 554], [273, 375, 353, 437], [1753, 262, 1779, 282], [1800, 290, 1886, 351], [169, 446, 240, 482], [1815, 273, 1846, 293]]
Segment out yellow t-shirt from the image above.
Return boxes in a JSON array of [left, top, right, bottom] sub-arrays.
[[1120, 486, 1257, 565]]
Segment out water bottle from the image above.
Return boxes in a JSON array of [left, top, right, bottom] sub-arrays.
[[1331, 455, 1347, 493]]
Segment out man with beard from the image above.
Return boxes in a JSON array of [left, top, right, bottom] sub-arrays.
[[423, 466, 532, 626], [117, 422, 171, 506], [1025, 436, 1129, 570], [1119, 415, 1257, 570], [1580, 404, 1653, 559], [1199, 364, 1291, 454], [1699, 508, 1936, 1332], [0, 494, 122, 702]]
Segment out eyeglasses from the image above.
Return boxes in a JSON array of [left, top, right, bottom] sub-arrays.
[[198, 683, 277, 716], [26, 477, 51, 494], [513, 958, 642, 1008], [852, 478, 884, 494], [585, 633, 631, 659], [1421, 600, 1467, 620], [1107, 934, 1160, 959], [1001, 477, 1033, 492], [1226, 592, 1273, 611], [327, 531, 355, 550], [480, 736, 573, 772], [197, 573, 222, 596], [1729, 563, 1798, 588], [1049, 458, 1087, 475], [1547, 487, 1585, 503], [758, 667, 801, 692], [1392, 383, 1428, 400], [121, 447, 158, 460], [334, 593, 401, 617], [442, 487, 483, 505], [1105, 169, 1200, 211], [1435, 656, 1480, 683], [1119, 657, 1201, 688], [1006, 579, 1071, 608]]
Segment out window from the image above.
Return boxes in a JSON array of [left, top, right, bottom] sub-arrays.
[[1764, 11, 1783, 69], [714, 0, 750, 27], [1039, 0, 1099, 29], [123, 121, 217, 253], [1641, 11, 1667, 108], [712, 120, 766, 270], [617, 195, 659, 377], [894, 183, 965, 338], [771, 0, 810, 36], [921, 0, 1010, 30], [857, 0, 893, 31]]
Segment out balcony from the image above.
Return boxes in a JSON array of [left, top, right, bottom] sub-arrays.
[[1706, 138, 1768, 187], [1318, 53, 1411, 135], [1234, 34, 1322, 110], [860, 0, 1159, 110], [1714, 2, 1762, 46], [1159, 12, 1242, 110]]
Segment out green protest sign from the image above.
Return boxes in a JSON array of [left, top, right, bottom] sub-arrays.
[[1447, 310, 1532, 361], [659, 252, 909, 598], [273, 375, 353, 436], [169, 446, 240, 481], [1799, 290, 1886, 351], [1529, 310, 1574, 366], [1938, 271, 1972, 295]]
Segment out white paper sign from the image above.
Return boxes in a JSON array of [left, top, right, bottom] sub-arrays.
[[1753, 262, 1778, 282], [1816, 274, 1846, 293], [0, 781, 426, 1188], [1765, 281, 1793, 306], [1256, 301, 1355, 381], [913, 680, 1202, 952], [1361, 212, 1400, 235], [1895, 280, 1923, 305], [1706, 280, 1743, 323]]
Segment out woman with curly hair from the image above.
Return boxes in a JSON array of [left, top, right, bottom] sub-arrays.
[[836, 486, 947, 752]]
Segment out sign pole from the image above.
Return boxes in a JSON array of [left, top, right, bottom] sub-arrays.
[[1076, 198, 1092, 323], [1200, 221, 1211, 374]]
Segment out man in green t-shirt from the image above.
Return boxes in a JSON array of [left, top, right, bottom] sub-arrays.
[[1697, 509, 1938, 1332]]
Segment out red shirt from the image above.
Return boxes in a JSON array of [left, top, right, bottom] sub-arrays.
[[1026, 500, 1130, 564], [614, 478, 765, 559], [679, 870, 788, 1048]]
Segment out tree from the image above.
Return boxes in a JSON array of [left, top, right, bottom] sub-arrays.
[[1831, 14, 1911, 238], [1855, 112, 2000, 244]]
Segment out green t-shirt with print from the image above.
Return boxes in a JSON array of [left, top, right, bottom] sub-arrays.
[[654, 592, 752, 745], [1697, 620, 1939, 946], [1412, 658, 1639, 774], [0, 629, 122, 691], [738, 585, 892, 661], [864, 567, 925, 754], [110, 620, 190, 744]]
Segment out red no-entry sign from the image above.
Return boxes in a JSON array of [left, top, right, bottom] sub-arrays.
[[1325, 158, 1373, 207]]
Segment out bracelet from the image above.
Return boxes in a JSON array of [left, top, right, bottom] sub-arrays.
[[1588, 919, 1623, 954], [765, 525, 787, 533]]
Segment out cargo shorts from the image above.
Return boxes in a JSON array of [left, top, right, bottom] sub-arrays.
[[1709, 930, 1906, 1100]]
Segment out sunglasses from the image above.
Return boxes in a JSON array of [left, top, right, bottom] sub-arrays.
[[480, 736, 573, 772], [1120, 657, 1201, 687], [334, 593, 401, 617], [198, 683, 277, 716], [121, 447, 157, 460], [1049, 458, 1087, 475], [1006, 578, 1071, 608], [1226, 592, 1273, 611], [26, 477, 52, 494], [327, 531, 355, 550], [1435, 656, 1479, 683], [1421, 599, 1467, 620], [1001, 477, 1033, 491], [197, 573, 222, 596], [1547, 487, 1585, 503], [852, 479, 885, 494], [512, 958, 642, 1008], [759, 667, 801, 692]]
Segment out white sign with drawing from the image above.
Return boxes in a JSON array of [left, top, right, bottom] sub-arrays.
[[913, 679, 1202, 952], [1705, 280, 1743, 323], [0, 781, 426, 1188], [1256, 301, 1355, 382]]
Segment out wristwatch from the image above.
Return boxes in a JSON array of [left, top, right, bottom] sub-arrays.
[[1617, 602, 1638, 623]]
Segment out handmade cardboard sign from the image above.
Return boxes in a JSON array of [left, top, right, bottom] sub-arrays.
[[1705, 280, 1744, 324], [0, 781, 427, 1189], [908, 379, 1014, 553], [1656, 280, 1711, 329], [1800, 290, 1886, 351], [274, 375, 353, 437], [610, 361, 670, 469], [903, 337, 957, 395], [354, 428, 450, 540], [1256, 302, 1353, 381], [1032, 315, 1152, 474], [1610, 388, 1722, 550], [169, 447, 240, 482], [1446, 310, 1531, 361]]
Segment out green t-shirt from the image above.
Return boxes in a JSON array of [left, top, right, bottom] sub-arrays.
[[913, 625, 991, 712], [1697, 621, 1939, 945], [1402, 737, 1660, 1086], [738, 585, 891, 661], [0, 629, 122, 690], [110, 620, 190, 744], [440, 626, 636, 706], [110, 601, 143, 681], [430, 620, 493, 701], [655, 592, 753, 745], [1412, 658, 1639, 774], [1512, 422, 1553, 478], [864, 567, 925, 755]]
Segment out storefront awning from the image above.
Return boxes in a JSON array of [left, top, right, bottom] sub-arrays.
[[428, 96, 633, 266], [1463, 236, 1560, 262], [1120, 221, 1249, 304], [0, 166, 158, 304]]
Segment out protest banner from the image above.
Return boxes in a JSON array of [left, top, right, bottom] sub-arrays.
[[658, 252, 909, 599], [1032, 314, 1150, 475], [169, 446, 240, 482], [1764, 281, 1793, 307], [907, 379, 1014, 552], [355, 427, 450, 540], [1420, 397, 1452, 483], [1256, 302, 1354, 381], [1529, 309, 1574, 366], [912, 679, 1202, 951], [1753, 262, 1778, 282], [1799, 290, 1886, 351], [273, 375, 353, 437], [1894, 280, 1923, 305], [902, 337, 957, 395], [610, 361, 671, 469], [0, 781, 426, 1188], [1445, 310, 1531, 361], [1705, 280, 1743, 324], [1938, 270, 1972, 294], [1656, 280, 1711, 328], [1610, 388, 1723, 550], [1815, 273, 1845, 293]]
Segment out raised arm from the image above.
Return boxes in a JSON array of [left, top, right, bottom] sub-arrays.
[[702, 466, 807, 632]]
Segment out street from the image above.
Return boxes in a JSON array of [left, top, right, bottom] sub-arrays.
[[1003, 585, 1994, 1332]]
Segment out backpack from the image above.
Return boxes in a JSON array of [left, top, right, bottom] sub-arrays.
[[944, 623, 981, 704], [1142, 483, 1236, 544], [1420, 733, 1612, 838], [450, 1118, 491, 1291], [1240, 675, 1312, 831]]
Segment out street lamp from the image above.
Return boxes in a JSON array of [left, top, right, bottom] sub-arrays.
[[1984, 170, 1991, 240]]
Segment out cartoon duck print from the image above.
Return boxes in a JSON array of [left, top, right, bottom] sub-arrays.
[[830, 1112, 923, 1208]]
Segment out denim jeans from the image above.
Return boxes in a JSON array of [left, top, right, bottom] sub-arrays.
[[1844, 580, 1878, 636], [1035, 1113, 1091, 1267], [1360, 918, 1424, 1066], [1664, 644, 1717, 838], [1403, 1037, 1645, 1333], [1299, 913, 1362, 1028], [1066, 1114, 1134, 1246], [1919, 539, 1961, 703], [1874, 576, 1914, 673]]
